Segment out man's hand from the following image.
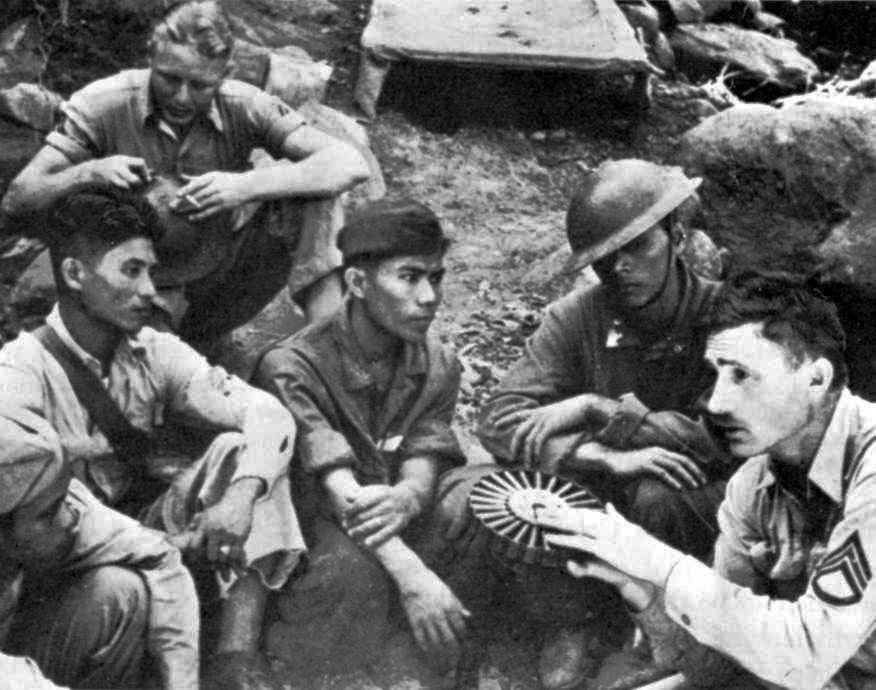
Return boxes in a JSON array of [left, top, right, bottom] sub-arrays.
[[174, 171, 252, 221], [169, 477, 262, 577], [496, 398, 593, 469], [398, 566, 471, 669], [344, 483, 421, 549], [581, 444, 706, 490], [538, 503, 682, 586], [85, 155, 151, 189], [562, 554, 658, 613]]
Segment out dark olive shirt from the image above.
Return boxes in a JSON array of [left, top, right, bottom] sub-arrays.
[[478, 265, 729, 475], [255, 305, 465, 492]]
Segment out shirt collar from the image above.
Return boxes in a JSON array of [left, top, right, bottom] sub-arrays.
[[754, 389, 852, 504], [139, 69, 225, 134], [44, 305, 148, 377], [331, 302, 428, 391]]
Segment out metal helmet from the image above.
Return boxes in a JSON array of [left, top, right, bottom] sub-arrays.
[[564, 159, 702, 273]]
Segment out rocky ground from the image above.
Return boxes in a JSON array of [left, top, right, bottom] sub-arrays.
[[2, 1, 876, 688]]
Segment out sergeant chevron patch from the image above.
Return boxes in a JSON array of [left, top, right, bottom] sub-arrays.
[[812, 531, 872, 606]]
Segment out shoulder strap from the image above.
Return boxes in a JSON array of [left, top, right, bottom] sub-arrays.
[[33, 325, 152, 472]]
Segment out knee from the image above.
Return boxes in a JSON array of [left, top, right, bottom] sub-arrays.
[[628, 479, 685, 538], [53, 566, 149, 666], [69, 566, 149, 631]]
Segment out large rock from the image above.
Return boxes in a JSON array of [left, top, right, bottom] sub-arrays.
[[231, 40, 333, 108], [678, 97, 876, 259], [0, 17, 45, 89], [0, 83, 62, 132], [669, 23, 818, 90]]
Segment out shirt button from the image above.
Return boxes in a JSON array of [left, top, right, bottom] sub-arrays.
[[681, 614, 691, 625]]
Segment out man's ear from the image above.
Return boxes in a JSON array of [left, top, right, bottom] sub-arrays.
[[344, 266, 368, 300], [809, 356, 835, 394], [60, 257, 87, 293], [669, 221, 686, 254]]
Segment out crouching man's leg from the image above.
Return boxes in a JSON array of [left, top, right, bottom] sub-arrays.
[[625, 478, 727, 563], [264, 513, 393, 676], [10, 566, 148, 689], [142, 431, 304, 681]]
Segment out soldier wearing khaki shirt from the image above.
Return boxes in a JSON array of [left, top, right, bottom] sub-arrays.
[[542, 271, 876, 690], [0, 187, 299, 688]]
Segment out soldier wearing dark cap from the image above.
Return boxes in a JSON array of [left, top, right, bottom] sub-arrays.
[[254, 198, 501, 680], [478, 159, 734, 688], [0, 408, 199, 689]]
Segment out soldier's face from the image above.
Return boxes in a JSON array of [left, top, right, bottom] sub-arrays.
[[0, 477, 77, 571], [592, 225, 675, 310], [358, 253, 446, 343], [149, 41, 229, 128], [704, 322, 817, 459], [70, 237, 158, 335]]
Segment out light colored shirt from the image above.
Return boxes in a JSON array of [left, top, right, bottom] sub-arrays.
[[0, 306, 294, 506], [0, 478, 199, 690], [1, 652, 67, 689], [46, 68, 305, 176], [657, 389, 876, 689]]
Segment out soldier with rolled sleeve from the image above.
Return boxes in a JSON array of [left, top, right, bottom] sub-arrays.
[[254, 199, 513, 682], [1, 0, 370, 346], [544, 271, 876, 690]]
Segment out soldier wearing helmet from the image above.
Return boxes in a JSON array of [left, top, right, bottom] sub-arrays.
[[478, 158, 734, 689]]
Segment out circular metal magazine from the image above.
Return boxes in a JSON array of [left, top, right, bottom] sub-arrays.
[[468, 469, 602, 568]]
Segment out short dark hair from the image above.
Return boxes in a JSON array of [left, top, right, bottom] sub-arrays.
[[708, 270, 848, 389], [149, 0, 234, 60], [48, 186, 163, 295]]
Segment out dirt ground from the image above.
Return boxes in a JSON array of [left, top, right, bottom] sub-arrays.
[[0, 0, 872, 688]]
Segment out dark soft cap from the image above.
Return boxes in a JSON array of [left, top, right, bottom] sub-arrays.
[[338, 199, 449, 263]]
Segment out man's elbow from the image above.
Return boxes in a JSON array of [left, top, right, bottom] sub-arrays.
[[327, 142, 370, 193], [1, 178, 30, 218]]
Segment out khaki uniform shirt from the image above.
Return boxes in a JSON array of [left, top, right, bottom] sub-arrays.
[[661, 389, 876, 689], [0, 478, 199, 690], [46, 69, 305, 180], [0, 306, 293, 506]]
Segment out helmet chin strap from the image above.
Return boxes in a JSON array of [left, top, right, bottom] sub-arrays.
[[630, 239, 677, 314]]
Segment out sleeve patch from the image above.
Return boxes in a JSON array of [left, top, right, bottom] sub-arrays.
[[812, 531, 872, 606]]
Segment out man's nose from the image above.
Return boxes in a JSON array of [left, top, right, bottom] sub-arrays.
[[139, 273, 157, 300], [612, 251, 631, 273], [173, 81, 192, 104], [705, 374, 732, 416], [416, 279, 438, 306]]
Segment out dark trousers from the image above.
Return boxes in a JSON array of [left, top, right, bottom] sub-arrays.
[[7, 566, 149, 689]]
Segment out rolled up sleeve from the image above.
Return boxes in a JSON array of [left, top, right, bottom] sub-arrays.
[[258, 349, 358, 476], [398, 358, 465, 474], [44, 92, 104, 164]]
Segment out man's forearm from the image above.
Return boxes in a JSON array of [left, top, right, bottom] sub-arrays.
[[2, 161, 97, 217], [396, 456, 439, 516], [561, 440, 619, 476], [247, 143, 368, 201]]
